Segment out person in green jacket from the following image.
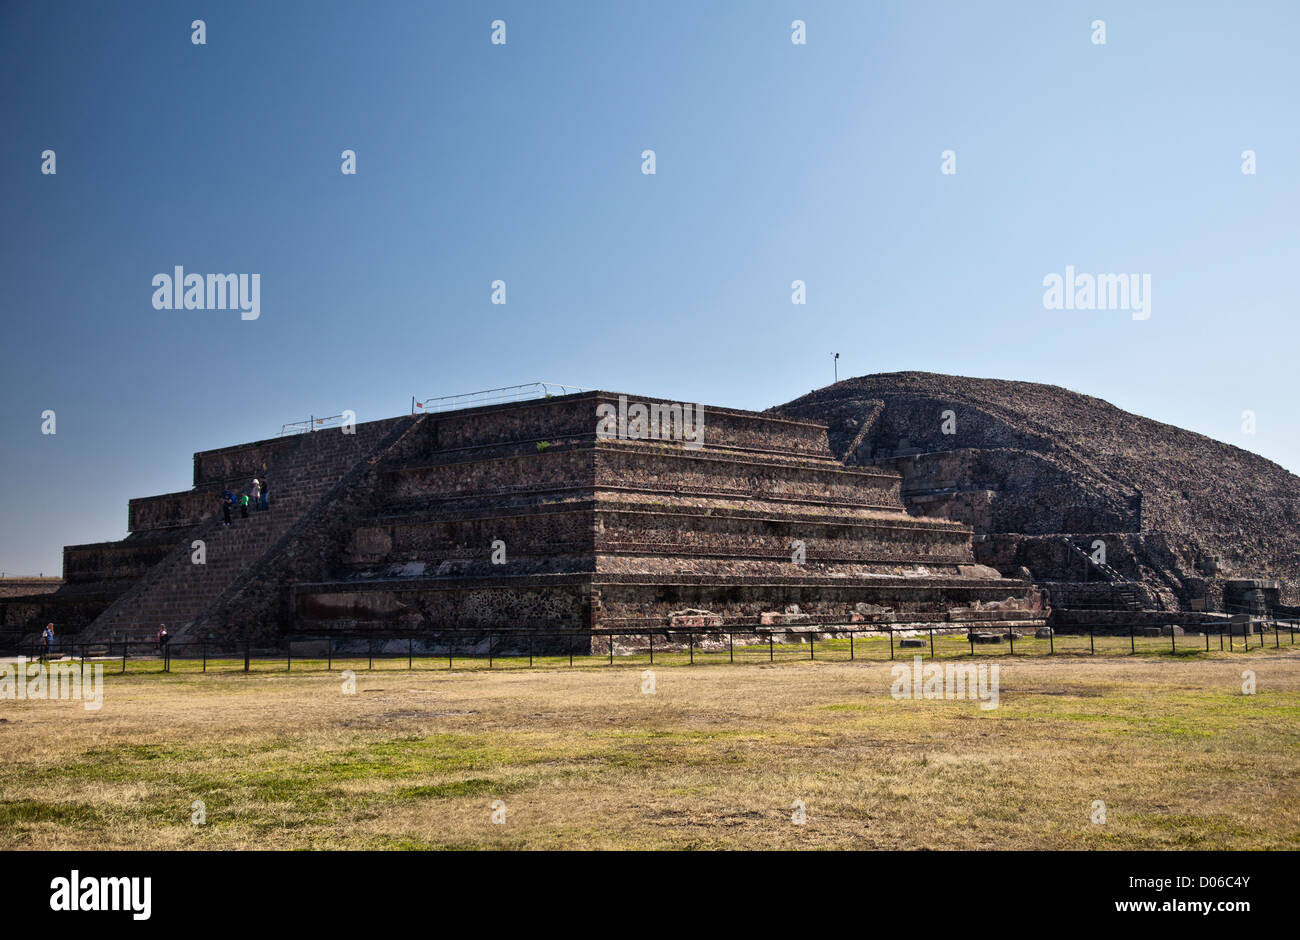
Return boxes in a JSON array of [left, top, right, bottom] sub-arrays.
[[238, 491, 250, 519]]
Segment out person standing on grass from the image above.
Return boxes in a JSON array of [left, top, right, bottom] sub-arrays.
[[238, 490, 250, 518], [156, 625, 169, 654], [250, 477, 262, 512]]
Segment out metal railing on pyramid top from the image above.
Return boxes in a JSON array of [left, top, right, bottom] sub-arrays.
[[411, 383, 590, 414], [279, 414, 348, 436]]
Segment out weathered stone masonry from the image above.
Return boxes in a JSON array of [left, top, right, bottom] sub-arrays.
[[15, 390, 1044, 649]]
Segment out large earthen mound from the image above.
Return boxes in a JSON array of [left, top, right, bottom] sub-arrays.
[[773, 372, 1300, 612]]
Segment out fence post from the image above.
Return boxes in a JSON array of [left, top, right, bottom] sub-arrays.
[[889, 626, 895, 660], [368, 639, 373, 671], [809, 631, 814, 661], [287, 641, 292, 671], [968, 631, 974, 656], [528, 633, 533, 668], [122, 642, 127, 675], [608, 634, 613, 666], [1009, 631, 1015, 656], [1090, 626, 1094, 655], [568, 634, 573, 668], [849, 630, 854, 661], [491, 633, 495, 669], [202, 640, 207, 673], [1049, 628, 1054, 655], [1275, 623, 1281, 649], [244, 641, 250, 673], [1130, 624, 1135, 655], [327, 638, 332, 672], [729, 632, 734, 664], [409, 637, 413, 670], [1205, 628, 1210, 653], [648, 633, 652, 665], [689, 632, 694, 665], [929, 628, 934, 659], [1171, 625, 1177, 655], [769, 635, 774, 662], [80, 645, 85, 683]]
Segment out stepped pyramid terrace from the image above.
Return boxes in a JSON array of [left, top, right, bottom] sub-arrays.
[[0, 387, 1045, 651]]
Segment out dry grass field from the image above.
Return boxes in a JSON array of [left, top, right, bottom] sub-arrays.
[[2, 645, 1298, 850]]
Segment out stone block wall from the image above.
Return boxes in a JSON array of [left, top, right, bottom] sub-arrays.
[[592, 577, 1040, 629], [0, 578, 61, 598], [193, 436, 297, 487], [343, 503, 596, 572], [388, 446, 595, 501], [295, 576, 592, 634], [418, 391, 831, 457], [62, 536, 182, 584], [596, 448, 900, 505], [593, 506, 970, 562]]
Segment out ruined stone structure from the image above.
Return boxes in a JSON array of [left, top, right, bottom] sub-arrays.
[[774, 372, 1300, 620], [4, 389, 1045, 649]]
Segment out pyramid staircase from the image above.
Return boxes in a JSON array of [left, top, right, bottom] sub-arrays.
[[1049, 536, 1146, 610], [78, 417, 417, 645]]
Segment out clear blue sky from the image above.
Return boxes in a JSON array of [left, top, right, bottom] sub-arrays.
[[2, 1, 1298, 574]]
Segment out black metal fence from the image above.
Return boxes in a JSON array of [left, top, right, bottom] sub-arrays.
[[11, 618, 1299, 675]]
